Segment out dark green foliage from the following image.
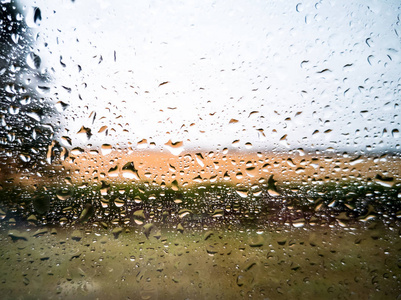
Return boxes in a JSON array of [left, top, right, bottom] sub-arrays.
[[0, 180, 399, 228], [0, 1, 58, 174]]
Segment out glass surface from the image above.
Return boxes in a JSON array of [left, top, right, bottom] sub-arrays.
[[0, 0, 400, 299]]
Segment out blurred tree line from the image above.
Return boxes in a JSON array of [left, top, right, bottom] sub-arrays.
[[0, 1, 61, 185]]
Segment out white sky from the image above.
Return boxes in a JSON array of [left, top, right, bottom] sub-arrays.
[[19, 0, 401, 153]]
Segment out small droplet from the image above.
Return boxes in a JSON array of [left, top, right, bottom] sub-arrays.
[[212, 209, 224, 217], [178, 209, 192, 218]]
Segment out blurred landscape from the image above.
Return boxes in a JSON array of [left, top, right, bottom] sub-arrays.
[[1, 224, 400, 299], [0, 148, 400, 299], [2, 148, 400, 187], [0, 148, 400, 229], [0, 0, 400, 298]]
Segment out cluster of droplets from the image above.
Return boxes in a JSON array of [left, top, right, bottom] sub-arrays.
[[0, 147, 400, 233]]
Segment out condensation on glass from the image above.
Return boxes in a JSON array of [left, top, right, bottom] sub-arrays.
[[0, 0, 400, 299]]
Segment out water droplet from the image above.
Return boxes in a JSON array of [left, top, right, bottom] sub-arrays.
[[8, 230, 29, 241], [164, 140, 184, 156], [177, 223, 184, 233], [0, 209, 6, 220], [245, 166, 258, 177], [171, 179, 179, 191], [71, 147, 84, 155], [267, 175, 280, 197], [195, 153, 205, 167], [212, 209, 224, 217], [33, 195, 51, 214], [137, 139, 148, 149], [133, 210, 145, 225], [11, 33, 20, 44], [101, 144, 113, 155], [77, 126, 92, 141], [245, 142, 253, 149], [122, 162, 140, 180], [79, 204, 94, 223], [26, 52, 41, 69], [178, 209, 192, 218], [236, 275, 245, 287], [236, 189, 248, 198], [249, 235, 264, 247], [112, 227, 123, 239], [71, 230, 83, 241], [374, 174, 395, 188], [143, 223, 155, 238], [56, 189, 72, 200], [33, 7, 42, 24]]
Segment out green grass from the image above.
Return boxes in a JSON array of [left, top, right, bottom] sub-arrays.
[[0, 223, 400, 299], [0, 179, 400, 299]]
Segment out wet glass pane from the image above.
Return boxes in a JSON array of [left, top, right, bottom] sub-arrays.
[[0, 0, 400, 298]]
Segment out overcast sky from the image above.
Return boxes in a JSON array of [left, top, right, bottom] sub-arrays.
[[19, 0, 401, 153]]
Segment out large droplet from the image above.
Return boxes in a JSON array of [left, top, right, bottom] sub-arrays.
[[33, 7, 42, 24], [33, 195, 51, 215], [164, 140, 184, 156], [26, 53, 41, 69], [79, 203, 94, 223], [122, 162, 140, 180], [133, 210, 145, 225]]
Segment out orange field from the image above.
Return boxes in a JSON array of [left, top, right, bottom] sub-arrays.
[[60, 148, 401, 188]]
